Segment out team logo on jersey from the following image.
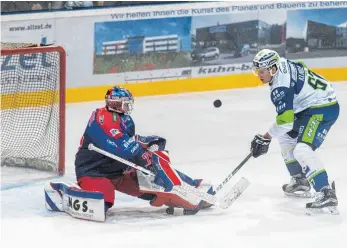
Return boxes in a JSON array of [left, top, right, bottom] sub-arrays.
[[99, 115, 104, 125], [110, 128, 121, 137]]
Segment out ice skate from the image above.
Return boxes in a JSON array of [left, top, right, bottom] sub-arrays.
[[282, 174, 312, 198], [306, 182, 339, 215]]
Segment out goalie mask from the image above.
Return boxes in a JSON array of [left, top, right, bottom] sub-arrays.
[[105, 86, 134, 114]]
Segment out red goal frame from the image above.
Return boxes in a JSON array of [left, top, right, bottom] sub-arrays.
[[1, 46, 66, 176]]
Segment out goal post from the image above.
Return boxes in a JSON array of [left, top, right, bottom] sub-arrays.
[[1, 43, 66, 176]]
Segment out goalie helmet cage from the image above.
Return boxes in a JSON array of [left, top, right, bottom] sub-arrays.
[[1, 43, 66, 176]]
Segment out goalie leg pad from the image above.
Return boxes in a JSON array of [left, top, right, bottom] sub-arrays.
[[193, 179, 214, 209], [152, 151, 182, 192], [44, 182, 106, 222]]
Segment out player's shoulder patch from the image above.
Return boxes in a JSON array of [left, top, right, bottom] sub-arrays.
[[94, 107, 106, 125], [99, 114, 104, 125], [94, 108, 119, 129]]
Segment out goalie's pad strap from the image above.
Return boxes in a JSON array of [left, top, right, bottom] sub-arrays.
[[45, 191, 61, 211]]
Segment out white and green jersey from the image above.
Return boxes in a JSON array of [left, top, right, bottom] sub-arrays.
[[268, 58, 337, 138]]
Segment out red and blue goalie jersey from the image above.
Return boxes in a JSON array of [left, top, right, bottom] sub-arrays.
[[75, 107, 149, 180]]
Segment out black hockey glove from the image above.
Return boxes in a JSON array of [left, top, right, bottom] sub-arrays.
[[251, 134, 271, 158]]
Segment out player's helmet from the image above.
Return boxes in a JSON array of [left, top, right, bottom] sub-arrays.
[[252, 49, 280, 77], [105, 86, 134, 114]]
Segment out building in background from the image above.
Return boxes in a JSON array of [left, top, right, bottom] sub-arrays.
[[143, 35, 181, 53], [102, 34, 181, 55], [195, 20, 285, 53], [287, 19, 347, 52], [306, 20, 337, 49], [286, 38, 306, 53], [337, 21, 347, 48], [270, 24, 286, 45], [102, 39, 128, 55]]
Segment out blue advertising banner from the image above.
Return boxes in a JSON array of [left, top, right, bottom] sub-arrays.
[[2, 1, 347, 88], [93, 2, 347, 75]]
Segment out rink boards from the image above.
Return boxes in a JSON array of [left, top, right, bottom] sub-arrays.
[[65, 67, 347, 103]]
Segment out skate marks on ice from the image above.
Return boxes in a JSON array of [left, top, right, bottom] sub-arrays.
[[38, 203, 227, 225], [105, 204, 227, 225], [106, 206, 168, 223], [108, 182, 343, 227], [231, 183, 344, 237], [38, 182, 343, 229], [105, 183, 253, 224]]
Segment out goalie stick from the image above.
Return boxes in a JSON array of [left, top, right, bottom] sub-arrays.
[[167, 152, 252, 215], [88, 144, 217, 205], [149, 148, 252, 195], [88, 144, 248, 209]]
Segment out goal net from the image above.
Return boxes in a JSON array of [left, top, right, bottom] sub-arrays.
[[1, 43, 66, 176]]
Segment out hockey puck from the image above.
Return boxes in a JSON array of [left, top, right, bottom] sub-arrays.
[[213, 99, 222, 108]]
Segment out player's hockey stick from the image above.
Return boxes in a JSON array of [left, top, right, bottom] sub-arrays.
[[175, 152, 253, 215], [144, 147, 252, 214], [88, 144, 219, 206], [214, 152, 253, 194], [148, 148, 252, 195]]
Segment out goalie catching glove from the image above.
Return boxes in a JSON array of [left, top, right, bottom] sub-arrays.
[[136, 135, 166, 151], [251, 134, 271, 158]]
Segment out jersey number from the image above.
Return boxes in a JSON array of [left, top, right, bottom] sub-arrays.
[[307, 70, 328, 91]]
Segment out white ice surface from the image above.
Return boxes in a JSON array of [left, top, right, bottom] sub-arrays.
[[1, 82, 347, 248]]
